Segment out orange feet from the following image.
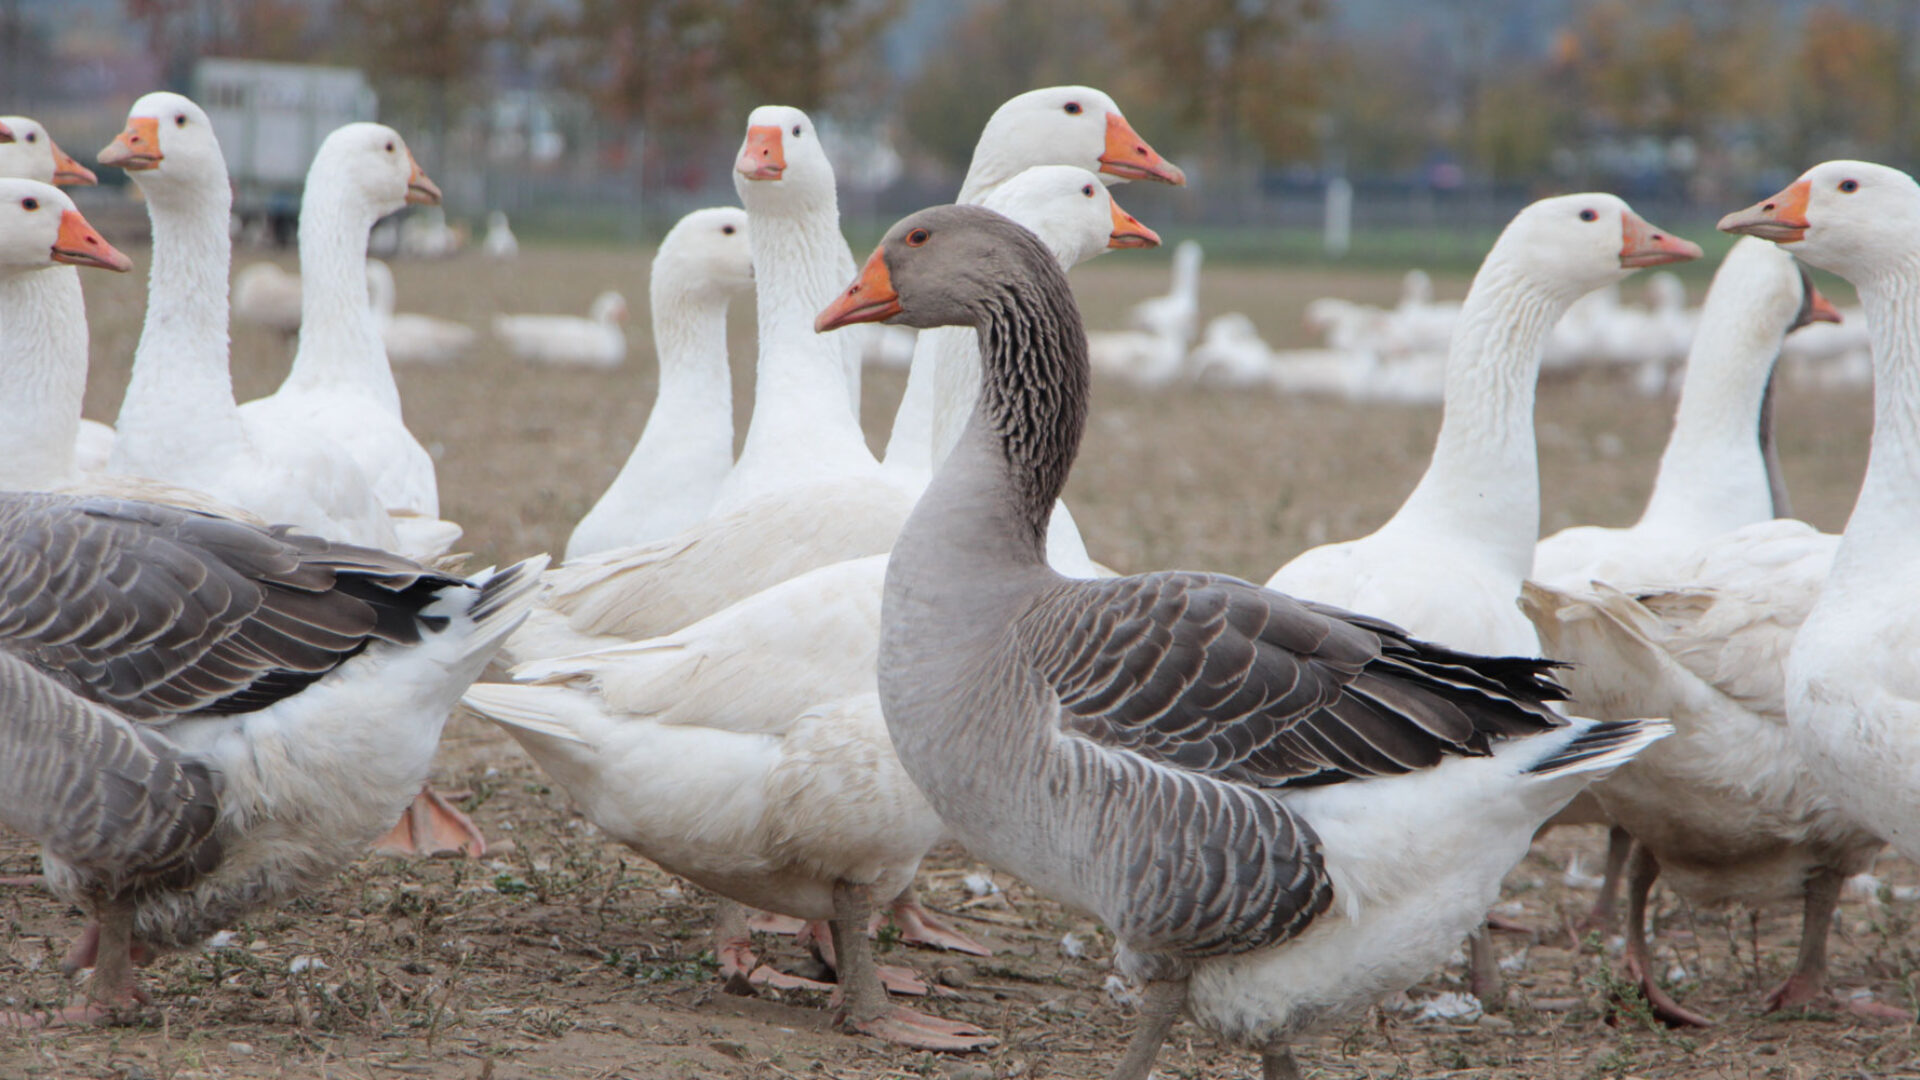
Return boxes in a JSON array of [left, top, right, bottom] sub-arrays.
[[373, 784, 487, 857]]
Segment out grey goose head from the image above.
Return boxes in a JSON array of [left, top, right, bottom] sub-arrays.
[[815, 203, 1071, 335]]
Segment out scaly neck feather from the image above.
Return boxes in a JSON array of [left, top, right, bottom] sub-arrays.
[[0, 266, 86, 488]]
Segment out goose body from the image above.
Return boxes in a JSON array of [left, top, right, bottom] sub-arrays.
[[1723, 162, 1920, 865], [0, 492, 541, 1012], [237, 121, 452, 545], [831, 204, 1667, 1078], [493, 290, 628, 368], [566, 208, 752, 559], [366, 259, 478, 365], [230, 261, 303, 337]]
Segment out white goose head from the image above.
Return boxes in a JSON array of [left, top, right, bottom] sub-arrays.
[[1721, 160, 1920, 284], [961, 87, 1186, 202], [0, 179, 131, 276], [590, 290, 629, 325], [309, 122, 441, 218], [98, 93, 229, 200], [1494, 193, 1701, 297], [0, 116, 96, 187], [979, 165, 1160, 268], [731, 105, 836, 213], [656, 207, 753, 295]]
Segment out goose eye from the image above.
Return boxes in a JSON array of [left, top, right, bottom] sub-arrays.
[[721, 224, 736, 235], [791, 124, 801, 137], [175, 114, 186, 127], [24, 132, 35, 143], [21, 197, 37, 211], [905, 228, 930, 247], [1840, 179, 1859, 193], [1082, 184, 1094, 196], [385, 141, 395, 152], [1579, 208, 1598, 222], [1064, 102, 1082, 115]]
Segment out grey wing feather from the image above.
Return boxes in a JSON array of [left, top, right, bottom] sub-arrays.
[[0, 651, 222, 896], [1026, 571, 1568, 789], [0, 493, 462, 718]]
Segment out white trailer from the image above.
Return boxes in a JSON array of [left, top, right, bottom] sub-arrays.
[[192, 59, 376, 243]]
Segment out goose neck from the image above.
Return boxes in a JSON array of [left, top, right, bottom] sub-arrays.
[[1637, 284, 1783, 534], [285, 181, 399, 410], [1391, 256, 1571, 576], [0, 266, 85, 488], [114, 176, 249, 459], [1830, 258, 1920, 574], [638, 286, 734, 465]]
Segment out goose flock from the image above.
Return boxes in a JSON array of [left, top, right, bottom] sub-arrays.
[[2, 82, 1919, 1079]]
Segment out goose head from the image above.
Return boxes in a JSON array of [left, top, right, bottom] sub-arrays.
[[1721, 160, 1920, 285], [979, 165, 1159, 269], [657, 207, 754, 295], [960, 87, 1185, 202], [1494, 194, 1701, 298], [308, 122, 441, 218], [98, 93, 229, 202], [590, 290, 629, 325], [0, 179, 131, 275], [0, 116, 97, 186], [817, 205, 1055, 333], [732, 106, 836, 213]]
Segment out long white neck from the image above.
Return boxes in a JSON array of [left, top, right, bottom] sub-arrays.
[[111, 175, 249, 468], [1827, 258, 1920, 583], [726, 206, 874, 494], [604, 283, 736, 514], [0, 266, 86, 488], [1388, 256, 1582, 579], [1636, 279, 1783, 536], [283, 177, 399, 412]]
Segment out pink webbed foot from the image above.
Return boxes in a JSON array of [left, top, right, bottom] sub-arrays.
[[373, 784, 488, 858], [887, 897, 991, 956], [745, 911, 809, 936], [842, 1003, 997, 1052], [1765, 973, 1911, 1022], [1618, 954, 1714, 1028]]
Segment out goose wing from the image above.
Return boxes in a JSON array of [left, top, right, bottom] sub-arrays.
[[0, 493, 458, 718], [1022, 571, 1568, 788]]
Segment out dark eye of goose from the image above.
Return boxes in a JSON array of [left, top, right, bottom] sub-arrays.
[[1082, 184, 1095, 196], [1579, 208, 1597, 222], [385, 141, 395, 152], [175, 114, 187, 127], [1840, 179, 1859, 193], [905, 228, 930, 247], [791, 124, 801, 137], [722, 224, 736, 235], [21, 197, 37, 211], [1064, 102, 1082, 115], [24, 132, 35, 143]]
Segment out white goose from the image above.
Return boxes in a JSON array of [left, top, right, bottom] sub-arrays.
[[492, 290, 629, 369], [0, 116, 114, 472], [482, 209, 517, 258], [0, 492, 541, 1023], [237, 121, 457, 558], [366, 259, 479, 365], [1724, 163, 1920, 866], [566, 208, 751, 560], [96, 94, 402, 553], [826, 203, 1667, 1080]]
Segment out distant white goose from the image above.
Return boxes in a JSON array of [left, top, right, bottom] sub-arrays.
[[0, 115, 113, 471], [1129, 239, 1202, 340], [482, 209, 517, 258], [566, 207, 752, 559], [1723, 162, 1920, 867], [0, 492, 541, 1022], [492, 290, 628, 369], [230, 261, 303, 337], [95, 95, 404, 550], [237, 121, 459, 559], [365, 259, 478, 365], [828, 203, 1666, 1080]]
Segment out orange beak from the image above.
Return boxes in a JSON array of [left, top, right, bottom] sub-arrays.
[[0, 120, 13, 143], [1099, 112, 1186, 186], [1805, 282, 1842, 324], [98, 116, 162, 171], [50, 137, 97, 186], [52, 208, 132, 272], [405, 151, 442, 205], [737, 125, 786, 181], [1718, 179, 1811, 244], [1619, 209, 1702, 268], [1107, 196, 1160, 249], [816, 246, 901, 332]]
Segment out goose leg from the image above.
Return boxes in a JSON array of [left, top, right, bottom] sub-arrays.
[[1577, 826, 1633, 935], [1107, 977, 1187, 1080], [807, 911, 941, 997], [887, 886, 992, 956], [1261, 1047, 1302, 1080], [372, 783, 487, 858], [86, 898, 147, 1011], [1618, 842, 1713, 1028], [1468, 924, 1505, 1007], [1764, 866, 1908, 1021], [829, 881, 994, 1051]]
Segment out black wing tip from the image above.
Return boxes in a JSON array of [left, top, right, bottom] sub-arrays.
[[1524, 719, 1655, 775]]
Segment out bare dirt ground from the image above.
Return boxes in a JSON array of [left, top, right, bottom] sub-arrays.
[[4, 242, 1915, 1079]]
